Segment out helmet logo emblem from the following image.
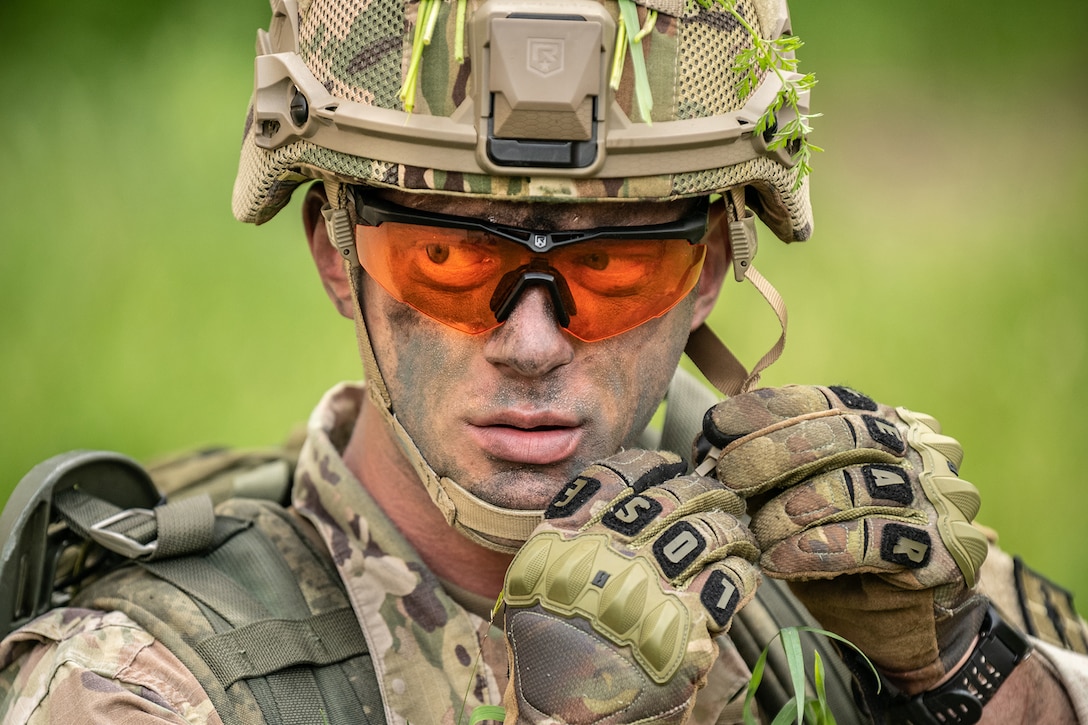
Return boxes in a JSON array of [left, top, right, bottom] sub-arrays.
[[527, 38, 563, 76]]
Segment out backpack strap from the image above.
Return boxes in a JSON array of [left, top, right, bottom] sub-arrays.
[[657, 368, 869, 724], [74, 498, 385, 725], [51, 487, 232, 561]]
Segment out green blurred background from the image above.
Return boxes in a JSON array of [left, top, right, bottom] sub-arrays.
[[2, 1, 1085, 599]]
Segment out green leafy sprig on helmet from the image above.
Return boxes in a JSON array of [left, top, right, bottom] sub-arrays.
[[703, 0, 822, 188], [610, 0, 824, 188]]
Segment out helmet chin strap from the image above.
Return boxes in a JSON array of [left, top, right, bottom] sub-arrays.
[[685, 187, 789, 398], [320, 182, 788, 554]]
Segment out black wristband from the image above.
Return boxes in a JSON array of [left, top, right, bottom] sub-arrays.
[[883, 604, 1033, 724]]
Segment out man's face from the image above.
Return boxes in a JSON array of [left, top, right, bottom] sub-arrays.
[[359, 192, 710, 511]]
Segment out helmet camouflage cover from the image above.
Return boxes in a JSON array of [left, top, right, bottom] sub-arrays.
[[233, 0, 813, 242]]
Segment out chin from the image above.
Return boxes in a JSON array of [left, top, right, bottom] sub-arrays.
[[470, 464, 580, 511]]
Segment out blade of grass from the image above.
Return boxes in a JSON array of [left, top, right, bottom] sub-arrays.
[[813, 651, 833, 723], [781, 627, 806, 723], [742, 645, 771, 724], [458, 593, 505, 725], [616, 0, 653, 123], [469, 705, 506, 725]]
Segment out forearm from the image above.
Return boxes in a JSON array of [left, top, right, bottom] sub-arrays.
[[979, 653, 1078, 724]]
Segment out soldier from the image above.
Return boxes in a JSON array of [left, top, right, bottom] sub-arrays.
[[1, 0, 1086, 723]]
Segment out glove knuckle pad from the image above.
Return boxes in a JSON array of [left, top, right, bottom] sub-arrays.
[[858, 414, 907, 455], [827, 385, 879, 411], [699, 570, 742, 629], [861, 463, 914, 505], [505, 532, 691, 683], [545, 472, 601, 520], [878, 522, 933, 569], [601, 493, 663, 536], [653, 521, 707, 579]]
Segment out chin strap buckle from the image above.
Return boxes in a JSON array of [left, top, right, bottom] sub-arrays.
[[728, 208, 759, 282], [322, 203, 359, 268]]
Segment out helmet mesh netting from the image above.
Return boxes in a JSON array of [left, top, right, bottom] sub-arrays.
[[301, 0, 405, 108], [678, 0, 754, 118]]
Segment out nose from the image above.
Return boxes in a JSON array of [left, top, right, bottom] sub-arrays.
[[483, 284, 575, 377]]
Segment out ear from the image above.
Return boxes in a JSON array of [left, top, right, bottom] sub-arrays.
[[690, 199, 732, 331], [303, 183, 355, 320]]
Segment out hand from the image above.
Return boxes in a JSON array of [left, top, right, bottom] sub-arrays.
[[501, 450, 761, 724], [697, 385, 991, 691]]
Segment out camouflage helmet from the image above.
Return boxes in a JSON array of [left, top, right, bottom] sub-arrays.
[[232, 0, 813, 243]]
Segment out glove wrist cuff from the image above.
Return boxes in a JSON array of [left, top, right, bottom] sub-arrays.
[[846, 602, 1033, 724]]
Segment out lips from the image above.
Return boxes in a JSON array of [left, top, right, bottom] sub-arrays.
[[466, 410, 583, 465]]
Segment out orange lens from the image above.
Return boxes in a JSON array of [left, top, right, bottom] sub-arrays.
[[356, 222, 706, 342]]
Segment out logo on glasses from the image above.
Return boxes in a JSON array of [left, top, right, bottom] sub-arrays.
[[533, 234, 548, 249], [527, 38, 563, 76]]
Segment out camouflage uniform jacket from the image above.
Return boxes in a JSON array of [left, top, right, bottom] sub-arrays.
[[3, 382, 1088, 722], [0, 382, 756, 724]]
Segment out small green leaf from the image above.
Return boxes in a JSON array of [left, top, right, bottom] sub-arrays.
[[770, 706, 799, 725], [610, 19, 628, 91], [454, 0, 468, 62], [744, 626, 875, 723]]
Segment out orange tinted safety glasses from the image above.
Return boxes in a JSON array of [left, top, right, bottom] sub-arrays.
[[352, 191, 709, 342]]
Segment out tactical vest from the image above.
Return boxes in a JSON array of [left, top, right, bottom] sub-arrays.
[[1, 371, 869, 724]]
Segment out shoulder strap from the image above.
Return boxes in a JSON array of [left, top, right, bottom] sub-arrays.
[[657, 369, 868, 724]]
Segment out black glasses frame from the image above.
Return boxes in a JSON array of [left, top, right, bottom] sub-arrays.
[[351, 188, 710, 254]]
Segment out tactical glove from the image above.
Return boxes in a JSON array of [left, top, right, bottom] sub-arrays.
[[502, 450, 761, 724], [697, 385, 991, 692]]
